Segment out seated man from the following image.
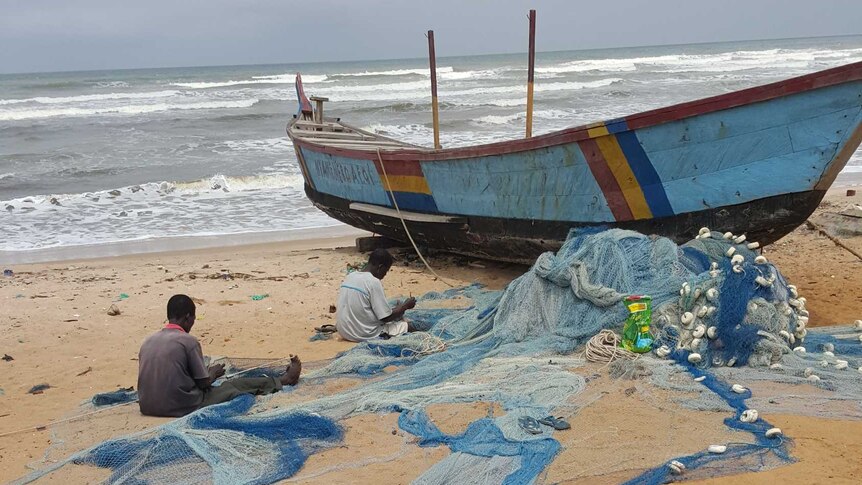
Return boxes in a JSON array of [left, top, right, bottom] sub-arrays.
[[137, 294, 301, 417], [336, 249, 416, 342]]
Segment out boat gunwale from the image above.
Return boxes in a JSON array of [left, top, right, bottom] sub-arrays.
[[288, 60, 862, 162], [288, 117, 427, 151]]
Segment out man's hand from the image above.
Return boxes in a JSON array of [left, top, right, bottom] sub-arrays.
[[208, 363, 226, 381], [404, 297, 417, 310], [383, 297, 417, 323]]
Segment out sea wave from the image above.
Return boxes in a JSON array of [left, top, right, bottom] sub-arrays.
[[2, 172, 305, 207], [474, 109, 572, 125], [307, 78, 622, 103], [329, 66, 454, 78], [535, 47, 862, 75], [174, 74, 328, 89], [0, 99, 259, 121], [0, 90, 180, 106], [171, 173, 304, 193], [447, 78, 623, 97], [95, 81, 130, 88], [220, 137, 294, 153]]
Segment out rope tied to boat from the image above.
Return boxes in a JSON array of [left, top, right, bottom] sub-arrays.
[[376, 148, 454, 287]]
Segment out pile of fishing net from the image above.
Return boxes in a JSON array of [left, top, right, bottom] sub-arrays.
[[15, 228, 862, 485]]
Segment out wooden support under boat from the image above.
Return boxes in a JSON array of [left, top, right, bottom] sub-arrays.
[[355, 236, 406, 253]]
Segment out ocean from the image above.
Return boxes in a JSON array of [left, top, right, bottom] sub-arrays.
[[3, 35, 862, 261]]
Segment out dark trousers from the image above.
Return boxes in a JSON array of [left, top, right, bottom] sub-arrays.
[[201, 376, 282, 407]]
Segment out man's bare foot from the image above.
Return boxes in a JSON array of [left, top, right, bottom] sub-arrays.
[[281, 355, 301, 386]]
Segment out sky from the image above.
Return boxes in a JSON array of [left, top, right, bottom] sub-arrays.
[[1, 0, 861, 74]]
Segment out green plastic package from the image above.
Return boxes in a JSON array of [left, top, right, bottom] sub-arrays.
[[621, 295, 653, 353]]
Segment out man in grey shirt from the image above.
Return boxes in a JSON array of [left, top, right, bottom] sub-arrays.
[[137, 294, 301, 417], [336, 249, 416, 342]]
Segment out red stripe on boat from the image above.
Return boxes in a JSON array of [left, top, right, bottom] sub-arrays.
[[371, 158, 424, 177], [578, 139, 633, 221]]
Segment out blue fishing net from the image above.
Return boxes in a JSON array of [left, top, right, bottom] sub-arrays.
[[70, 395, 342, 485]]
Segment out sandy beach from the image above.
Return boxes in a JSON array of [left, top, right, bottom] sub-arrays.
[[1, 190, 861, 484]]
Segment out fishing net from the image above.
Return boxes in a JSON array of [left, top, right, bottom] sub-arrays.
[[15, 228, 862, 484]]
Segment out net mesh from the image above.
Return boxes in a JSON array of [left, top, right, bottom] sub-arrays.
[[15, 228, 862, 484]]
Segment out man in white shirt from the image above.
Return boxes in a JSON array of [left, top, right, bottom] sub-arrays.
[[336, 249, 416, 342]]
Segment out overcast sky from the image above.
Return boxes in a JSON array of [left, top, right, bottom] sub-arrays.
[[2, 0, 861, 74]]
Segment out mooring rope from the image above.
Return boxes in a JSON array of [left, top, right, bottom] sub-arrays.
[[376, 148, 454, 288]]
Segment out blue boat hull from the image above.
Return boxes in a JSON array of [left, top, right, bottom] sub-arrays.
[[289, 62, 862, 261], [304, 184, 825, 262]]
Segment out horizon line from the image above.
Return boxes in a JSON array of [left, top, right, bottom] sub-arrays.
[[2, 32, 861, 77]]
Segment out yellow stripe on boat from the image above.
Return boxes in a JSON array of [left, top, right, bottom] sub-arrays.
[[380, 174, 432, 194], [586, 125, 610, 138], [593, 134, 653, 220]]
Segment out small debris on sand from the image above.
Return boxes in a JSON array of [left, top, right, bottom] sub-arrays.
[[28, 383, 51, 394], [107, 304, 121, 316]]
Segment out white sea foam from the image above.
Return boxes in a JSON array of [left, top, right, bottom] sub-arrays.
[[0, 99, 259, 121], [171, 173, 304, 193], [0, 90, 181, 106], [534, 47, 862, 75], [2, 173, 304, 208], [96, 81, 130, 88], [473, 113, 523, 125], [447, 78, 623, 96], [474, 109, 572, 125], [0, 172, 322, 253], [174, 74, 328, 89], [440, 69, 498, 81], [331, 66, 454, 77], [220, 137, 294, 153], [453, 98, 527, 108], [308, 78, 622, 103]]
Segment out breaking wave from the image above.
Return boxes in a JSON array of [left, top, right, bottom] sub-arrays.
[[0, 90, 180, 106], [174, 74, 328, 89], [474, 109, 572, 125], [0, 99, 259, 121]]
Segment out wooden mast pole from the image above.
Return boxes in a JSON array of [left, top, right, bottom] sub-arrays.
[[525, 9, 536, 138], [428, 30, 441, 149]]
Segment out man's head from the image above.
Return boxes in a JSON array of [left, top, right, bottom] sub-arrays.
[[367, 248, 394, 280], [167, 294, 196, 332]]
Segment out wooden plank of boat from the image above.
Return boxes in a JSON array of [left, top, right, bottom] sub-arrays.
[[293, 120, 350, 131], [349, 202, 465, 223], [309, 139, 407, 147], [313, 143, 407, 151], [294, 131, 375, 141]]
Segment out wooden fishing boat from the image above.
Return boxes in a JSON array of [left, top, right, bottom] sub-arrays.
[[287, 62, 862, 263]]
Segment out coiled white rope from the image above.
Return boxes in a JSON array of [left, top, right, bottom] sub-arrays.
[[400, 333, 447, 358], [585, 329, 639, 363]]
